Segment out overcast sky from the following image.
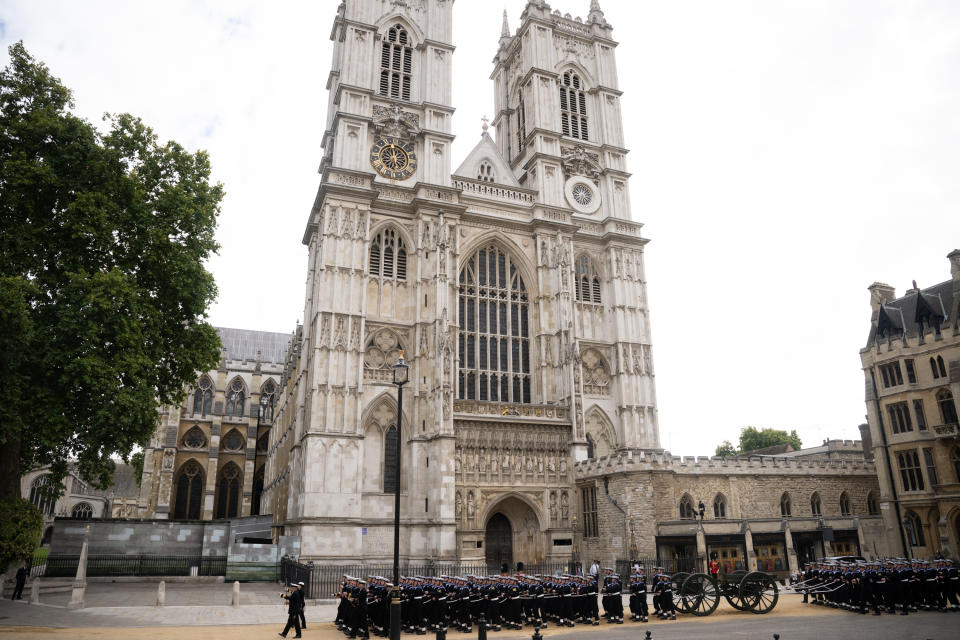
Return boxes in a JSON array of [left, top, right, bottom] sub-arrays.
[[3, 0, 958, 456]]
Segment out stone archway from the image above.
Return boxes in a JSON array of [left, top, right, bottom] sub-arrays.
[[482, 495, 544, 569]]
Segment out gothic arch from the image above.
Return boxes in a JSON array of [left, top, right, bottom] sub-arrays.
[[580, 349, 612, 395], [360, 390, 410, 430], [583, 406, 616, 457], [375, 13, 425, 45], [679, 492, 695, 519], [556, 61, 597, 90], [224, 375, 247, 418], [479, 491, 546, 533], [361, 392, 409, 494], [457, 232, 537, 296], [368, 221, 416, 257]]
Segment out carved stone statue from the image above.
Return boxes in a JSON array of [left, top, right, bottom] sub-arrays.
[[549, 492, 558, 522], [561, 492, 570, 521], [455, 491, 463, 518], [372, 104, 421, 139], [467, 492, 476, 518], [561, 145, 603, 182]]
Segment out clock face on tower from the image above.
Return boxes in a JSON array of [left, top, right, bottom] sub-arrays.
[[370, 137, 417, 180]]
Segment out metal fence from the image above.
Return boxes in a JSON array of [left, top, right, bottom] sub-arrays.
[[615, 555, 705, 577], [40, 554, 227, 578]]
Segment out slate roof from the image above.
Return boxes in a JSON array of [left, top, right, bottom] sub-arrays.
[[85, 463, 140, 498], [867, 279, 954, 346], [217, 327, 291, 365]]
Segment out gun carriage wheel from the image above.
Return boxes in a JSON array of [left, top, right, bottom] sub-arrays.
[[738, 571, 779, 614], [679, 573, 720, 616]]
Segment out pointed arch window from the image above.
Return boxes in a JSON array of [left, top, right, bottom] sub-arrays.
[[383, 425, 399, 494], [839, 492, 851, 516], [458, 245, 531, 403], [560, 71, 588, 141], [72, 502, 93, 520], [380, 24, 412, 101], [215, 462, 241, 519], [29, 475, 56, 516], [713, 494, 727, 519], [193, 376, 213, 416], [679, 495, 695, 520], [810, 492, 822, 516], [780, 492, 792, 517], [516, 87, 527, 153], [477, 160, 495, 183], [574, 254, 602, 304], [938, 389, 958, 425], [369, 228, 407, 282], [225, 378, 245, 418], [586, 433, 596, 459], [931, 356, 947, 379], [251, 467, 264, 517], [173, 461, 204, 520], [259, 379, 277, 422], [904, 511, 925, 546], [866, 491, 880, 515]]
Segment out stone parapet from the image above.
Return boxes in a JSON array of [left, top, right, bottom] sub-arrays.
[[574, 449, 877, 478]]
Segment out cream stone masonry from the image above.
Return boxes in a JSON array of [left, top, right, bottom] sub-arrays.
[[859, 250, 960, 560]]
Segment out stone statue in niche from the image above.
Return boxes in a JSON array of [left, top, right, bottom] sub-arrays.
[[467, 492, 476, 519], [561, 492, 570, 522], [455, 452, 462, 473], [548, 456, 556, 473], [549, 492, 558, 522], [525, 456, 533, 472], [455, 491, 463, 518], [559, 458, 568, 475]]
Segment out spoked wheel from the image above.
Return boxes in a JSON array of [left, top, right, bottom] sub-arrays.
[[739, 571, 779, 614], [670, 572, 691, 613], [680, 573, 720, 617]]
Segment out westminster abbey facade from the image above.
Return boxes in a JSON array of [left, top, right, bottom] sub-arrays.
[[258, 0, 659, 565], [135, 1, 893, 570]]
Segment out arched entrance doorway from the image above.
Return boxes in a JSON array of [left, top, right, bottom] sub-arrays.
[[485, 513, 512, 569], [482, 495, 544, 570]]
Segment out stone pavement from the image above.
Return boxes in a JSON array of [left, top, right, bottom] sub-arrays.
[[0, 583, 956, 639]]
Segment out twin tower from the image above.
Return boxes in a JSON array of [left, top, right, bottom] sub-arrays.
[[262, 0, 660, 567]]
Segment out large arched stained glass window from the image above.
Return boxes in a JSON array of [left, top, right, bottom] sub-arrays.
[[173, 461, 204, 520], [215, 462, 241, 520], [458, 245, 531, 404], [30, 475, 56, 516]]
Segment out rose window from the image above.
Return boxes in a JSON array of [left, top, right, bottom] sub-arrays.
[[572, 183, 593, 206]]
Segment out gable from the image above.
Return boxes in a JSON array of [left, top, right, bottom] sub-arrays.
[[452, 132, 521, 187]]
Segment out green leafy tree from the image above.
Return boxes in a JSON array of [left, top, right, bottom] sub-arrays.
[[130, 451, 145, 487], [0, 496, 43, 570], [0, 43, 223, 502], [714, 428, 803, 456], [714, 440, 737, 457], [738, 427, 802, 452]]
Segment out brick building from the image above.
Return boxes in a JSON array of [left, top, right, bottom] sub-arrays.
[[860, 250, 960, 559]]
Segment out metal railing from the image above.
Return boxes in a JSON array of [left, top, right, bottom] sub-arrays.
[[41, 554, 226, 578]]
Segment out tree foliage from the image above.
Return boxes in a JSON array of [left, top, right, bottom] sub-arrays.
[[0, 496, 43, 571], [0, 43, 223, 499], [715, 427, 803, 457]]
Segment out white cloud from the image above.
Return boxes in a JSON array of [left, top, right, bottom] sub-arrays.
[[3, 0, 958, 455]]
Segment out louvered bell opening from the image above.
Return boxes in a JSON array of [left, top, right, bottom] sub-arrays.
[[578, 92, 587, 115], [402, 48, 412, 74], [379, 70, 390, 96], [370, 242, 382, 275], [391, 73, 401, 98], [402, 75, 411, 101], [559, 87, 568, 112], [580, 118, 588, 140], [592, 277, 601, 304], [570, 113, 580, 139], [561, 112, 570, 137], [396, 248, 407, 280]]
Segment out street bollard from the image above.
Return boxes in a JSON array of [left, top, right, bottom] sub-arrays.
[[531, 623, 544, 640], [773, 635, 780, 640], [156, 581, 165, 607], [232, 580, 240, 607], [435, 625, 446, 640], [477, 614, 488, 640], [29, 579, 40, 605], [644, 631, 652, 640]]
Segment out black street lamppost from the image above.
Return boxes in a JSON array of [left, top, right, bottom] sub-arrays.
[[902, 516, 913, 560], [390, 352, 409, 640]]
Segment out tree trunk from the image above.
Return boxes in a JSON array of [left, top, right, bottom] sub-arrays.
[[0, 436, 22, 499]]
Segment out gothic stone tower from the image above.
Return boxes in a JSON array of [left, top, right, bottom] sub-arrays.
[[264, 0, 659, 567]]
